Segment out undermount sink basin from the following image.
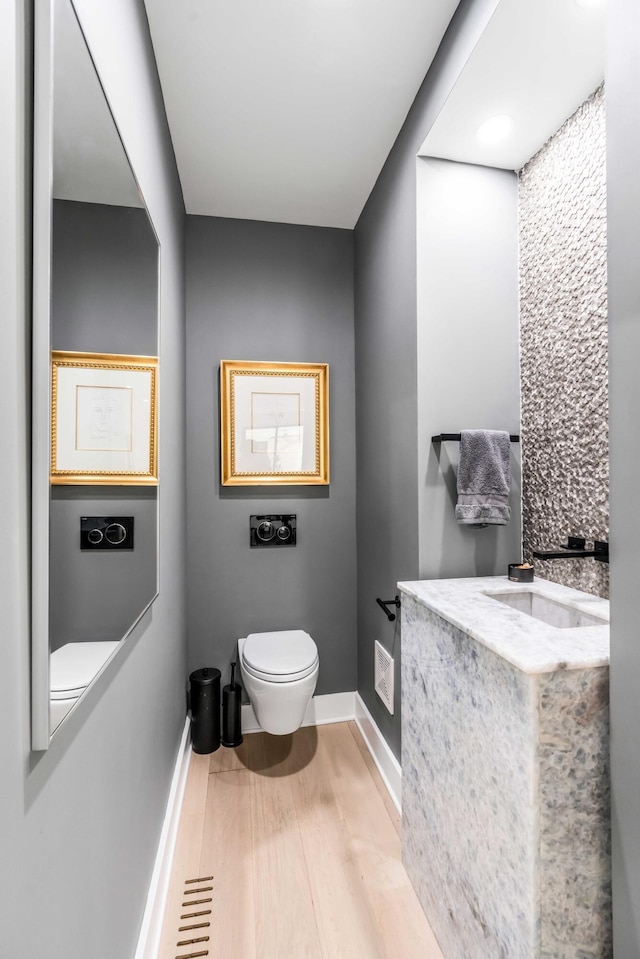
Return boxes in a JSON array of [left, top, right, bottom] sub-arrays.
[[484, 589, 609, 629]]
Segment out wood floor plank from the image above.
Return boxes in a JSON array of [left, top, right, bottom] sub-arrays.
[[245, 725, 318, 777], [272, 725, 386, 957], [198, 769, 256, 958], [158, 752, 210, 959], [273, 726, 388, 956], [317, 724, 444, 959], [159, 723, 443, 959], [259, 725, 342, 827], [317, 724, 397, 850], [208, 739, 250, 774], [348, 720, 402, 839], [182, 750, 211, 819], [248, 732, 324, 959], [300, 817, 388, 959]]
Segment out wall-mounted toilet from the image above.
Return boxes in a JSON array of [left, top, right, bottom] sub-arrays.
[[50, 640, 119, 732], [238, 629, 319, 735]]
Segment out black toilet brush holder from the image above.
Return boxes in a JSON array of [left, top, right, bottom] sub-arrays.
[[222, 661, 243, 748]]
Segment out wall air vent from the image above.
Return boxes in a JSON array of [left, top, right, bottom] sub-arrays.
[[374, 640, 394, 715]]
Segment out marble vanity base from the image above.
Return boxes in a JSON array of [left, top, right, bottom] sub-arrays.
[[401, 592, 611, 959]]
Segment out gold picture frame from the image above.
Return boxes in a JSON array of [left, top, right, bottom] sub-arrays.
[[51, 350, 158, 486], [220, 360, 329, 486]]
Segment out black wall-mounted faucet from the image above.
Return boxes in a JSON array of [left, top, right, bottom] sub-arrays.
[[532, 536, 609, 564]]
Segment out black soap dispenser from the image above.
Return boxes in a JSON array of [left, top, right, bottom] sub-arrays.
[[222, 661, 243, 748]]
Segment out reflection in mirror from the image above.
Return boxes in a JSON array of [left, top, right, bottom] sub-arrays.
[[32, 0, 159, 748]]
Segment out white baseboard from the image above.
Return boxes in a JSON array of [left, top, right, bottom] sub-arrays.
[[241, 690, 357, 734], [134, 716, 191, 959], [354, 693, 402, 815]]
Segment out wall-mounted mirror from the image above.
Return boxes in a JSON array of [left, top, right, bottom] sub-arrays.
[[32, 0, 160, 749]]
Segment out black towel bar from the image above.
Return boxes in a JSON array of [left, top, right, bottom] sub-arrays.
[[431, 433, 520, 443]]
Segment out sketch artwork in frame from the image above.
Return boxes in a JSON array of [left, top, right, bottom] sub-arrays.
[[51, 350, 158, 486], [220, 360, 329, 486]]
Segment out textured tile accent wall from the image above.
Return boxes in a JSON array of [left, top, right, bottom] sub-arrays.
[[519, 86, 608, 598]]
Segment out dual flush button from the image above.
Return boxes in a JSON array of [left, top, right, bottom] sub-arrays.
[[250, 514, 296, 548], [81, 516, 134, 550]]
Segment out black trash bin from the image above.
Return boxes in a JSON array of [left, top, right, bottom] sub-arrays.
[[189, 667, 221, 753]]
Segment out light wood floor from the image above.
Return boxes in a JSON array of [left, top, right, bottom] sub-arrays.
[[158, 721, 443, 959]]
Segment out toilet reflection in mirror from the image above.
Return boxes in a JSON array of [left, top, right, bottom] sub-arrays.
[[50, 641, 120, 734], [31, 0, 160, 748]]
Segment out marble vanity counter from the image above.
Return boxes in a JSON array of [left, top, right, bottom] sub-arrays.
[[398, 575, 609, 674], [400, 575, 612, 958]]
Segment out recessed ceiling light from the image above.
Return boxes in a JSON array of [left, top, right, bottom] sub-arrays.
[[476, 114, 514, 145]]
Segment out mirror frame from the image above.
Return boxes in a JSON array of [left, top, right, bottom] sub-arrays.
[[31, 0, 160, 750]]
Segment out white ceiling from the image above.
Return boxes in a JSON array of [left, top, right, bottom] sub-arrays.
[[143, 0, 461, 228], [419, 0, 605, 170]]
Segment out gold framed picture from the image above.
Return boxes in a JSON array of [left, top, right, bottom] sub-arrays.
[[220, 360, 329, 486], [50, 350, 158, 486]]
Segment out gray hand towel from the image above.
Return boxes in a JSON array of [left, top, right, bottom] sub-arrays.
[[455, 430, 511, 527]]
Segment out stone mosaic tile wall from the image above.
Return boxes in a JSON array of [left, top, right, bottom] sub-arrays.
[[519, 86, 609, 598]]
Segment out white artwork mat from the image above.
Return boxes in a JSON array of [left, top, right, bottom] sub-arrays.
[[233, 374, 316, 473], [54, 365, 152, 473]]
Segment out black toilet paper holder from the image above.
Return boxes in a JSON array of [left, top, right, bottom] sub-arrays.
[[376, 596, 401, 622]]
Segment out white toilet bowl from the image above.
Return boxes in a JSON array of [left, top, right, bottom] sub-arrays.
[[50, 640, 119, 732], [238, 629, 319, 735]]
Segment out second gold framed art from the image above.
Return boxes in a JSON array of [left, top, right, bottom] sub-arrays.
[[220, 360, 330, 486]]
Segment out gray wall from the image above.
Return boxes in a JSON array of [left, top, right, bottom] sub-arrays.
[[417, 158, 521, 580], [50, 197, 159, 651], [49, 487, 157, 651], [186, 216, 357, 693], [607, 0, 640, 950], [52, 198, 158, 355], [520, 87, 609, 599], [354, 0, 504, 759], [0, 0, 186, 955]]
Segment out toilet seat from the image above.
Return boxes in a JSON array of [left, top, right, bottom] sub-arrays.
[[241, 656, 319, 684], [50, 640, 119, 700], [243, 630, 318, 684]]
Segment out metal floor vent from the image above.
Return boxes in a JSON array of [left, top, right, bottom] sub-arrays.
[[174, 874, 213, 958], [374, 640, 394, 714]]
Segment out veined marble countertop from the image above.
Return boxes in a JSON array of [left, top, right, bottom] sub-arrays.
[[398, 575, 609, 674]]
